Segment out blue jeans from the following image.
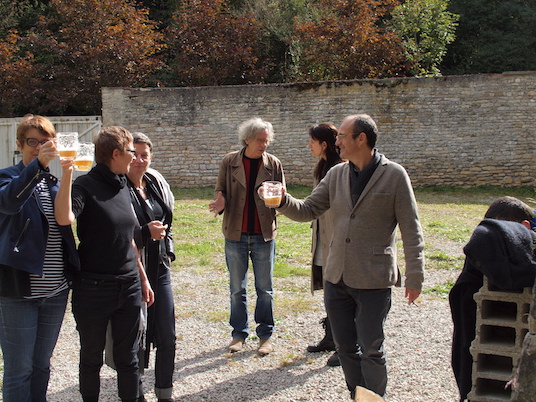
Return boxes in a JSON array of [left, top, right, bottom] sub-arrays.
[[0, 288, 69, 402], [72, 275, 141, 401], [150, 267, 176, 397], [324, 281, 391, 398], [225, 233, 275, 340]]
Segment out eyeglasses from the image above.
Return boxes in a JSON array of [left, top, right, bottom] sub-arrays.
[[25, 137, 50, 147], [336, 133, 348, 140], [125, 149, 137, 155]]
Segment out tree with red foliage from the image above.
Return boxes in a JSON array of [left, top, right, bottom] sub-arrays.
[[292, 0, 408, 81], [0, 31, 38, 116], [165, 0, 267, 86], [2, 0, 164, 116]]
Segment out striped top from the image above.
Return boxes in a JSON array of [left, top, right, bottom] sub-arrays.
[[26, 178, 68, 298]]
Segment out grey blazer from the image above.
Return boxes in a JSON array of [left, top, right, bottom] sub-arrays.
[[279, 154, 425, 290]]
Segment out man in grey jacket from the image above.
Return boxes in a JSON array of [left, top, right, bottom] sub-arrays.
[[278, 114, 425, 399]]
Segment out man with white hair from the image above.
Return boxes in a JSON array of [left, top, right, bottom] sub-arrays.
[[209, 117, 286, 356]]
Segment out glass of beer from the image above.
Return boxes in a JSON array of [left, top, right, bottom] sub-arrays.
[[56, 132, 79, 161], [74, 142, 95, 172], [261, 181, 282, 208]]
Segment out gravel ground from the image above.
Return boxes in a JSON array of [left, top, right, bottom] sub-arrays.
[[45, 266, 461, 402]]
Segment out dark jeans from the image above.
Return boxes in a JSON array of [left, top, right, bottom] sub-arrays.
[[0, 288, 69, 402], [72, 274, 141, 401], [324, 280, 391, 397], [150, 267, 176, 397]]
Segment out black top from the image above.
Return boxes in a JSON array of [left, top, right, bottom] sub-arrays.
[[72, 163, 138, 278], [349, 149, 380, 206]]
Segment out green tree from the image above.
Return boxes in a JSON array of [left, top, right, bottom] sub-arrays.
[[238, 0, 312, 82], [0, 0, 51, 37], [389, 0, 458, 76], [292, 0, 407, 81], [442, 0, 536, 74], [164, 0, 267, 86]]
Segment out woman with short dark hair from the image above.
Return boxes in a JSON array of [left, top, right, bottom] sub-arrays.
[[55, 126, 154, 402]]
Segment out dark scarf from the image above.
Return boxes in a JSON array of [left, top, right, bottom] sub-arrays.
[[90, 163, 127, 191]]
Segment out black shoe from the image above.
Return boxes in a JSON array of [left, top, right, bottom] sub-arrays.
[[307, 317, 336, 352], [326, 351, 340, 367], [307, 338, 336, 352]]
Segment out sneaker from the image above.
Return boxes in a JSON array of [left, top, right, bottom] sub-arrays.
[[257, 338, 273, 356], [228, 338, 245, 353], [326, 351, 340, 367]]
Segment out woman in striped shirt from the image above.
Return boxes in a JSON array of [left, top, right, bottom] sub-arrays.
[[0, 114, 79, 402]]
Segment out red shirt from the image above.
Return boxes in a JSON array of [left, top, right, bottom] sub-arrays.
[[241, 156, 262, 234]]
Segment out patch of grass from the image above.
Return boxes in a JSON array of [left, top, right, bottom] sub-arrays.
[[274, 261, 309, 277], [426, 250, 465, 271], [280, 352, 307, 367], [206, 309, 228, 322], [423, 280, 455, 299], [426, 220, 472, 242], [416, 186, 535, 199], [275, 294, 317, 315]]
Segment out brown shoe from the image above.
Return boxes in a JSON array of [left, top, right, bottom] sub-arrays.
[[228, 338, 245, 353], [258, 338, 273, 356]]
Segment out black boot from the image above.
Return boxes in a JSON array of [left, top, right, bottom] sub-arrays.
[[307, 316, 336, 352], [326, 351, 340, 366]]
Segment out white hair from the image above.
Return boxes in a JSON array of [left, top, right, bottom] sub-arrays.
[[238, 117, 274, 147]]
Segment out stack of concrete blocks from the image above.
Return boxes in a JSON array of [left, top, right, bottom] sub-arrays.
[[468, 278, 532, 401]]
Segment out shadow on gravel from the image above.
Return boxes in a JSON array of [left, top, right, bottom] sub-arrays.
[[173, 365, 332, 401], [172, 347, 339, 401]]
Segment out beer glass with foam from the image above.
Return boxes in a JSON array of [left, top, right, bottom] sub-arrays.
[[56, 132, 79, 161], [74, 142, 95, 172]]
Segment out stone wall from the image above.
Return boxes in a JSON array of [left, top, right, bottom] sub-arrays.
[[102, 71, 535, 188]]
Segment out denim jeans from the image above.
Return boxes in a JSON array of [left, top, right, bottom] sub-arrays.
[[324, 281, 391, 397], [72, 275, 141, 401], [0, 288, 69, 402], [225, 233, 275, 340], [150, 267, 176, 397]]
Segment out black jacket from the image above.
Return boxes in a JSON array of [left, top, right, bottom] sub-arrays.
[[449, 219, 536, 401]]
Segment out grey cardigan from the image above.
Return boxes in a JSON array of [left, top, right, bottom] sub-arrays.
[[278, 154, 425, 290]]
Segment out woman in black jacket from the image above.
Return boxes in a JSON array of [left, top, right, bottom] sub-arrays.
[[55, 126, 154, 402], [127, 132, 175, 402]]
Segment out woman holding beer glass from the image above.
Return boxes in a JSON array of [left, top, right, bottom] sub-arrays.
[[0, 114, 79, 401], [127, 132, 175, 402], [55, 126, 154, 402]]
